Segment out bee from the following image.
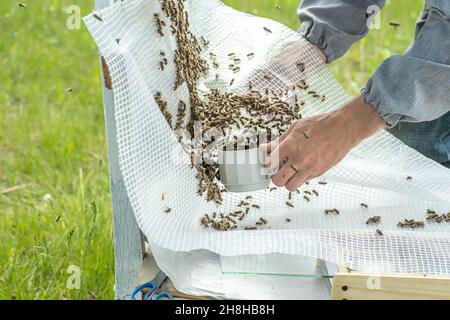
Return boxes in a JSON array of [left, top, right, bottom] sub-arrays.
[[65, 87, 73, 93], [55, 216, 61, 222], [263, 27, 273, 33], [275, 5, 281, 9], [19, 2, 27, 8], [247, 53, 255, 59], [321, 95, 326, 102], [318, 181, 328, 185], [288, 192, 292, 200], [285, 218, 291, 223], [229, 78, 235, 86], [93, 13, 103, 21], [226, 216, 237, 224], [248, 81, 253, 90], [245, 196, 253, 200], [201, 36, 209, 47], [259, 217, 268, 225], [244, 226, 257, 231], [360, 203, 368, 208], [286, 201, 294, 208], [304, 196, 310, 202], [297, 62, 305, 72], [389, 21, 401, 28], [375, 229, 384, 237], [164, 207, 172, 214], [270, 187, 277, 192], [228, 53, 236, 57], [304, 191, 312, 195], [406, 176, 412, 181], [233, 67, 240, 73], [160, 61, 165, 70], [200, 217, 210, 228], [252, 204, 261, 209], [366, 216, 381, 225], [161, 193, 166, 201], [303, 131, 310, 139], [160, 51, 166, 56], [263, 74, 273, 81]]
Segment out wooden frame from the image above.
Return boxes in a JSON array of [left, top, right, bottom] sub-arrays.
[[332, 266, 450, 300], [95, 0, 450, 300], [95, 0, 146, 300]]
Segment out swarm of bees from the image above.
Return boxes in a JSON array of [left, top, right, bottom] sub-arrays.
[[154, 91, 173, 129], [200, 200, 268, 231], [154, 13, 166, 37], [426, 209, 450, 223], [397, 219, 425, 229]]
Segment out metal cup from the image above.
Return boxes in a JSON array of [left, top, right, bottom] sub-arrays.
[[218, 147, 272, 193]]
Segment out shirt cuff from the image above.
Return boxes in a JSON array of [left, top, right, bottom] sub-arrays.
[[361, 82, 402, 129], [299, 19, 368, 64]]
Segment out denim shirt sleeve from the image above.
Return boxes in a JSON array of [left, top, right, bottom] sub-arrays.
[[298, 0, 386, 63], [362, 0, 450, 127]]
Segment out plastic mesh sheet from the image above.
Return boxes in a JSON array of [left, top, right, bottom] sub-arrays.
[[84, 0, 450, 276]]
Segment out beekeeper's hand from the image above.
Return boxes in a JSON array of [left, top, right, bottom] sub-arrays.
[[261, 97, 385, 191]]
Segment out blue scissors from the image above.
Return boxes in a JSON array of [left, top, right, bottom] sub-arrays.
[[131, 271, 173, 300]]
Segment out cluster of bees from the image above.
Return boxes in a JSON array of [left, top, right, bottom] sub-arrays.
[[325, 208, 340, 215], [284, 186, 321, 208], [426, 209, 450, 223], [397, 219, 425, 229], [154, 91, 173, 129], [200, 196, 267, 231], [159, 51, 169, 70], [228, 53, 242, 75], [153, 13, 166, 37]]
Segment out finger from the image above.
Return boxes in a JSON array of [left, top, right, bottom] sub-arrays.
[[261, 120, 296, 154], [264, 139, 292, 171], [271, 162, 297, 187], [259, 138, 279, 154], [285, 170, 312, 192]]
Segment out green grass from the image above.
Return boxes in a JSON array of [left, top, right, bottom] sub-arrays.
[[0, 0, 423, 299]]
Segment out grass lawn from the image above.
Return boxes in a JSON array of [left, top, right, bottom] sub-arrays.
[[0, 0, 423, 299]]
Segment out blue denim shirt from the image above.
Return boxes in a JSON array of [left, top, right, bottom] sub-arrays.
[[297, 0, 450, 167]]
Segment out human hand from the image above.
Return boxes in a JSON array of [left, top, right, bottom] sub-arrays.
[[261, 97, 385, 191]]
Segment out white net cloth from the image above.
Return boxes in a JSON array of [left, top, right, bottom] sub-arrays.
[[84, 0, 450, 275]]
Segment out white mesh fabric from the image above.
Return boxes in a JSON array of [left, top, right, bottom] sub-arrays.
[[84, 0, 450, 275]]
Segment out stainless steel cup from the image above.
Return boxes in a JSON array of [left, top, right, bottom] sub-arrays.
[[218, 147, 272, 193]]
